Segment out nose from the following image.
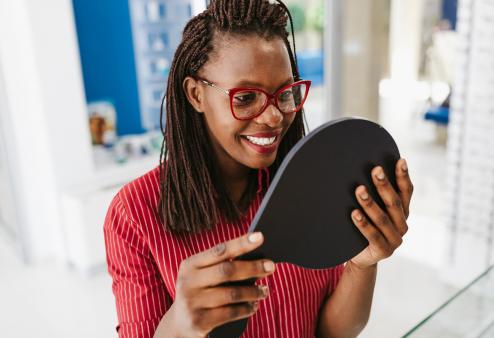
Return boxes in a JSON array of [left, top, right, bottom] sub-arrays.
[[253, 100, 283, 127]]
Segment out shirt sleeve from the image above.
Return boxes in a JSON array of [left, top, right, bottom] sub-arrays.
[[104, 194, 172, 338]]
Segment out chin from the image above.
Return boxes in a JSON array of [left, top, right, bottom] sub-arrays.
[[238, 136, 282, 169], [244, 154, 277, 169]]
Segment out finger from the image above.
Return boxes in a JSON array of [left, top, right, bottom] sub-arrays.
[[355, 186, 404, 247], [351, 210, 393, 255], [371, 166, 409, 236], [206, 302, 260, 330], [187, 232, 265, 269], [395, 158, 413, 218], [196, 284, 269, 308], [198, 259, 275, 287]]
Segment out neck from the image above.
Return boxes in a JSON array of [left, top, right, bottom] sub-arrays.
[[207, 130, 252, 203], [219, 161, 251, 204]]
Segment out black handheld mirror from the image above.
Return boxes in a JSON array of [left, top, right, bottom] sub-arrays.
[[210, 117, 401, 338]]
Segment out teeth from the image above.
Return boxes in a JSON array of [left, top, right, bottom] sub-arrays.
[[245, 135, 276, 146]]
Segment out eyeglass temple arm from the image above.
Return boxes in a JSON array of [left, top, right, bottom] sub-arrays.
[[200, 79, 230, 95]]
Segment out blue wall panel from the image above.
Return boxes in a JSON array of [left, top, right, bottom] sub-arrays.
[[442, 0, 458, 30], [72, 0, 145, 135]]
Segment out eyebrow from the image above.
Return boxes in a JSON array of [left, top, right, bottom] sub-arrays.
[[234, 77, 294, 91]]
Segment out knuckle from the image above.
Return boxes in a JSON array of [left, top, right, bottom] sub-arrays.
[[390, 237, 403, 249], [386, 198, 402, 209], [377, 177, 388, 186], [220, 261, 235, 277], [212, 242, 227, 257], [402, 224, 409, 235], [383, 198, 393, 209], [256, 260, 265, 274], [363, 198, 374, 208], [371, 231, 382, 243], [245, 302, 256, 315], [385, 247, 394, 257], [229, 305, 241, 319], [377, 244, 391, 258], [190, 311, 204, 328], [378, 214, 389, 226], [257, 286, 266, 298], [229, 288, 241, 302]]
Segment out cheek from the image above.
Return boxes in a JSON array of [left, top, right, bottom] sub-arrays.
[[284, 112, 298, 129], [203, 98, 229, 128], [202, 101, 244, 145]]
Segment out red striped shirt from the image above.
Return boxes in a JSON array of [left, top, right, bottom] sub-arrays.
[[104, 166, 344, 338]]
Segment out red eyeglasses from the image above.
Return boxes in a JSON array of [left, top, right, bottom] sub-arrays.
[[197, 77, 312, 121]]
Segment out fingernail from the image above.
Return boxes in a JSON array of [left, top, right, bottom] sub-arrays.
[[401, 159, 408, 172], [360, 191, 369, 200], [248, 232, 263, 243], [354, 212, 363, 221], [376, 168, 385, 181], [263, 261, 275, 272], [259, 285, 269, 297], [251, 301, 259, 311]]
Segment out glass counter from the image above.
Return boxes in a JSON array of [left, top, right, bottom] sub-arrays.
[[404, 265, 494, 337]]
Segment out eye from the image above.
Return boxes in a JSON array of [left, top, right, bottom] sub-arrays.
[[233, 92, 257, 106], [279, 90, 294, 102]]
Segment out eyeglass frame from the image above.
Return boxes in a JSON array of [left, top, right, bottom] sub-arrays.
[[195, 76, 312, 121]]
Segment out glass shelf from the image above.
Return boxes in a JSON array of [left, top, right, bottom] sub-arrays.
[[404, 265, 494, 338]]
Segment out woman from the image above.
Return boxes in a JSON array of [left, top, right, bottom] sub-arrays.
[[104, 1, 414, 337]]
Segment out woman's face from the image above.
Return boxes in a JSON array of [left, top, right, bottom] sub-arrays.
[[184, 34, 297, 174]]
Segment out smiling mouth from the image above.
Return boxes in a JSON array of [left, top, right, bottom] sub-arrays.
[[240, 134, 281, 155], [243, 135, 277, 146]]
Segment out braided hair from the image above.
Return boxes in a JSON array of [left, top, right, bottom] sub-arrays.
[[158, 0, 306, 233]]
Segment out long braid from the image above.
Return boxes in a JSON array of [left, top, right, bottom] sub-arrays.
[[159, 12, 218, 232], [158, 0, 306, 233]]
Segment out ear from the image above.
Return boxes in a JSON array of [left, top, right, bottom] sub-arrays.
[[183, 76, 205, 113]]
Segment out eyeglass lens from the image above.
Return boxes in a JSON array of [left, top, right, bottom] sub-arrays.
[[232, 82, 308, 119]]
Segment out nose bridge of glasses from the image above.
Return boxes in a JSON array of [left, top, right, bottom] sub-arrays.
[[266, 94, 277, 106], [262, 96, 283, 118]]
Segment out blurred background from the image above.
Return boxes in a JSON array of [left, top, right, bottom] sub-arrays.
[[1, 0, 493, 337]]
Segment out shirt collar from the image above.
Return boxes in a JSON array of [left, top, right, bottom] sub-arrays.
[[256, 167, 271, 195]]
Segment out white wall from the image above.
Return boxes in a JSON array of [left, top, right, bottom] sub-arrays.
[[389, 0, 425, 83], [324, 0, 343, 120], [0, 0, 93, 263], [0, 0, 161, 269], [0, 74, 21, 244]]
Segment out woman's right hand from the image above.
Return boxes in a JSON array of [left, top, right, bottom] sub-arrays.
[[154, 232, 275, 338]]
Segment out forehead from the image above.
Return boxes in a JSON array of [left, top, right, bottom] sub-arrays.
[[201, 34, 293, 89]]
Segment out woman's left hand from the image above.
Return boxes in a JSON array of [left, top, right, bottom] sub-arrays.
[[349, 158, 414, 269]]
